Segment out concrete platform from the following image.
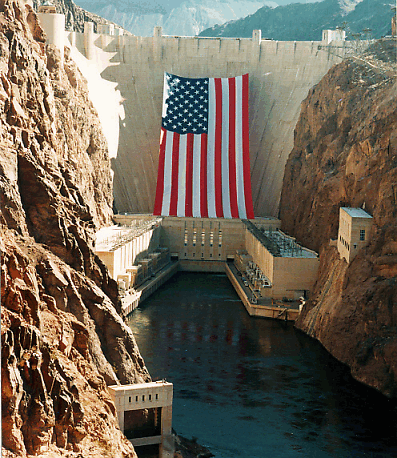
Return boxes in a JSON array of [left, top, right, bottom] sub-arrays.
[[225, 263, 301, 321], [122, 262, 179, 315]]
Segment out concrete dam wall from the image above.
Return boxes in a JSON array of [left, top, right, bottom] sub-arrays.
[[70, 28, 343, 217]]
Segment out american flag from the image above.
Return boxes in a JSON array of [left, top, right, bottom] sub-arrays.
[[153, 72, 254, 219]]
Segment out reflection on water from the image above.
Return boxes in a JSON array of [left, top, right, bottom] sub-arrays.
[[128, 272, 397, 458]]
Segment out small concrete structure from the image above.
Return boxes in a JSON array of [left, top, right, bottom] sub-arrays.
[[337, 207, 373, 263], [226, 263, 301, 321], [97, 23, 115, 36], [121, 262, 179, 315], [322, 29, 346, 45], [252, 29, 262, 45], [109, 381, 173, 458], [38, 0, 56, 13], [83, 21, 95, 60], [37, 0, 65, 62]]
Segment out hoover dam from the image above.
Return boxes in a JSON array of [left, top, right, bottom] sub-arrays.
[[66, 24, 345, 216]]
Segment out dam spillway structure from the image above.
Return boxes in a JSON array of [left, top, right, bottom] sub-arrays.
[[65, 25, 346, 217], [34, 9, 346, 312]]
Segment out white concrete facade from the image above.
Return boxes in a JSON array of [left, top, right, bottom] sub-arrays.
[[109, 381, 173, 458], [322, 29, 346, 45], [94, 218, 162, 282], [244, 223, 319, 300], [97, 23, 115, 35], [66, 26, 345, 217], [160, 216, 280, 271], [337, 207, 373, 263], [37, 8, 65, 62]]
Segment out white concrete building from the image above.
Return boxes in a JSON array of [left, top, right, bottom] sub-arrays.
[[337, 207, 373, 263], [322, 29, 346, 44], [244, 223, 319, 300], [37, 1, 65, 62], [108, 381, 173, 458], [94, 217, 162, 286]]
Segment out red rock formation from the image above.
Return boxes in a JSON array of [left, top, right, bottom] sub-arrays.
[[279, 41, 397, 397], [1, 0, 149, 455]]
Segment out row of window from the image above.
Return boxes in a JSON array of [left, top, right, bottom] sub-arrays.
[[184, 252, 222, 258], [340, 233, 365, 251], [184, 229, 222, 248], [128, 393, 159, 403], [339, 235, 350, 251]]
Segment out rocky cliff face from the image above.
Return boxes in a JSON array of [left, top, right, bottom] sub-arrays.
[[31, 0, 123, 33], [1, 0, 150, 456], [279, 41, 397, 397]]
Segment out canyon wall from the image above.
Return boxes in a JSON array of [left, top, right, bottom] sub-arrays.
[[1, 1, 150, 456], [279, 41, 397, 397], [70, 28, 344, 217], [32, 0, 119, 33]]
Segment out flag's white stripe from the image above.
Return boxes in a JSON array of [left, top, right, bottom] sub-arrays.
[[192, 136, 202, 217], [235, 75, 247, 219], [207, 79, 217, 218], [221, 78, 231, 218], [161, 131, 173, 216], [162, 73, 170, 118], [177, 134, 187, 217]]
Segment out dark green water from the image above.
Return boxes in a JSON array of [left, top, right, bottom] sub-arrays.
[[127, 272, 397, 458]]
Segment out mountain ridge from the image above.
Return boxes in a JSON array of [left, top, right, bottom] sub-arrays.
[[73, 0, 276, 36], [199, 0, 394, 40]]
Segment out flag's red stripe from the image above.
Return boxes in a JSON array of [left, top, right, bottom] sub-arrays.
[[169, 133, 180, 216], [214, 78, 224, 218], [185, 133, 194, 217], [200, 134, 208, 218], [242, 73, 254, 219], [153, 127, 166, 215], [228, 78, 239, 218]]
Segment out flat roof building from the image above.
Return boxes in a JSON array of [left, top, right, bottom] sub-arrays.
[[322, 29, 346, 45], [95, 217, 162, 282], [337, 207, 373, 263], [244, 221, 319, 300], [108, 381, 173, 458]]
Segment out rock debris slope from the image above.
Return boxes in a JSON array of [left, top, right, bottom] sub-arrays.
[[279, 41, 397, 397], [1, 0, 150, 456]]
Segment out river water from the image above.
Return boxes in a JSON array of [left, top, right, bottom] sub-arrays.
[[127, 272, 397, 458]]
